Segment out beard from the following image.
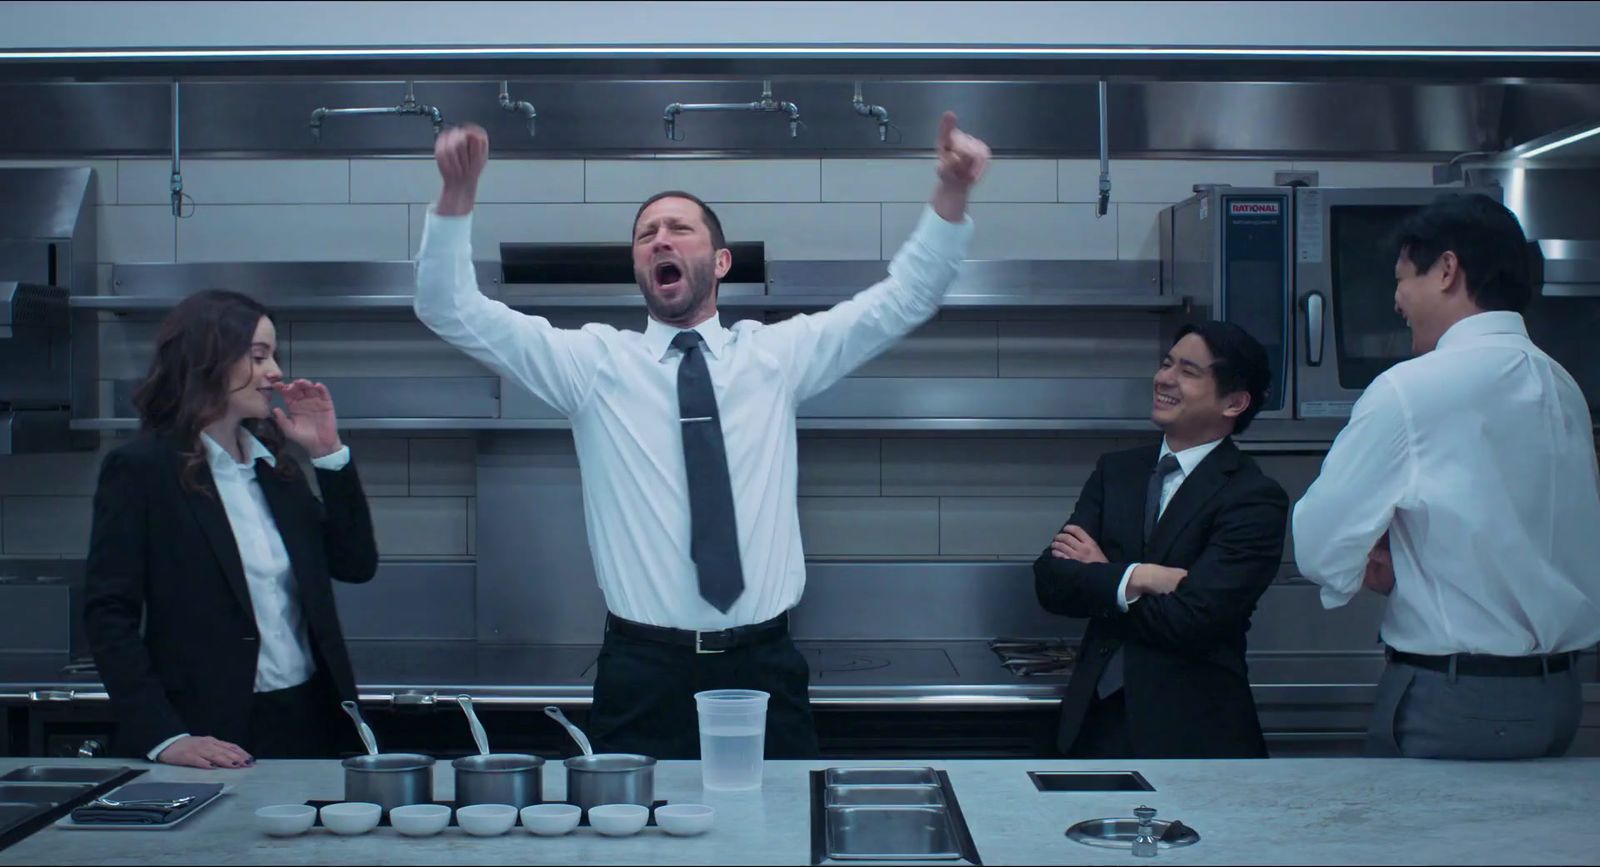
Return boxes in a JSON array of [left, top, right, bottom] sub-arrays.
[[637, 254, 717, 325]]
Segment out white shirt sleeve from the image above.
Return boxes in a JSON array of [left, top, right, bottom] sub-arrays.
[[1292, 375, 1416, 609], [147, 733, 189, 762], [309, 445, 351, 471], [414, 209, 607, 416], [1116, 563, 1140, 612], [759, 206, 973, 402]]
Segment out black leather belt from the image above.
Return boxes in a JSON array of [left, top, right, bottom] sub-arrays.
[[605, 612, 790, 654], [1387, 647, 1576, 678]]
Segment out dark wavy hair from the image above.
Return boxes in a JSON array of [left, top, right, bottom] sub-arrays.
[[130, 289, 295, 492]]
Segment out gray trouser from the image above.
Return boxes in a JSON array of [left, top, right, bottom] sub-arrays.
[[1366, 659, 1582, 760]]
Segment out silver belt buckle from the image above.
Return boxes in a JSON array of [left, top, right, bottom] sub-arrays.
[[695, 630, 726, 655]]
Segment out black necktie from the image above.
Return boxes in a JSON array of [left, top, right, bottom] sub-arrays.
[[1098, 452, 1184, 700], [1143, 453, 1183, 549], [672, 330, 745, 613]]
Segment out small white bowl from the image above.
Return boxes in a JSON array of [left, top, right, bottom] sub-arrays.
[[654, 803, 715, 836], [588, 803, 649, 837], [520, 803, 581, 836], [254, 804, 316, 837], [389, 803, 451, 837], [319, 802, 381, 836], [456, 803, 517, 837]]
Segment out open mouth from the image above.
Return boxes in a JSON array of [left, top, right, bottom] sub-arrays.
[[653, 261, 684, 291], [1154, 392, 1180, 409]]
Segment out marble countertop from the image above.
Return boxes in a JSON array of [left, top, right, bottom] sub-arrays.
[[1, 756, 1594, 865]]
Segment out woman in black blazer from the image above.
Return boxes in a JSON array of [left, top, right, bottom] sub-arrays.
[[84, 289, 377, 768]]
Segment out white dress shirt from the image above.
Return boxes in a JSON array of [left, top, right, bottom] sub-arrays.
[[149, 432, 350, 761], [1293, 311, 1600, 656], [416, 206, 972, 630], [1116, 437, 1226, 610]]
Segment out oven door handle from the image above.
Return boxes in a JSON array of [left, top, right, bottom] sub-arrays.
[[1303, 291, 1325, 366]]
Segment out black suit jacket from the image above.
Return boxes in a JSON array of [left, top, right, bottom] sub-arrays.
[[1033, 438, 1287, 758], [82, 432, 378, 757]]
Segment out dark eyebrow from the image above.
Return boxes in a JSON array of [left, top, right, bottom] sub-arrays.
[[251, 342, 273, 352]]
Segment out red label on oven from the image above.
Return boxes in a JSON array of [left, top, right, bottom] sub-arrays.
[[1229, 201, 1281, 215]]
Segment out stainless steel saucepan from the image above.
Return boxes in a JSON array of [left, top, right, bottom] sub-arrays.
[[544, 706, 656, 810], [451, 694, 545, 808], [339, 700, 435, 812]]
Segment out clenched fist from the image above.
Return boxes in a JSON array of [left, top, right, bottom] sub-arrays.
[[935, 111, 990, 190], [434, 123, 489, 216]]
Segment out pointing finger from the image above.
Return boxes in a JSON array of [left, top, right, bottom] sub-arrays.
[[937, 111, 958, 150]]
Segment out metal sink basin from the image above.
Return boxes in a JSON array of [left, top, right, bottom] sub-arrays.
[[0, 765, 132, 785], [0, 784, 91, 806], [1066, 817, 1200, 849], [826, 806, 961, 861], [826, 785, 945, 807], [0, 801, 51, 831], [824, 767, 939, 787], [1029, 771, 1154, 792]]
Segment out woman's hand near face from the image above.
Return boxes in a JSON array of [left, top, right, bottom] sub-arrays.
[[273, 380, 342, 458]]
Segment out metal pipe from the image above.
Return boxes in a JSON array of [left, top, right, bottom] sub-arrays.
[[498, 81, 537, 137], [309, 81, 444, 141], [852, 82, 891, 142], [1096, 78, 1111, 217], [170, 81, 183, 217], [663, 80, 801, 140]]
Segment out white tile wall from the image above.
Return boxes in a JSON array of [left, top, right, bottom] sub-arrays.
[[97, 206, 174, 263], [822, 159, 1057, 203], [179, 204, 409, 262], [586, 160, 820, 203], [408, 203, 639, 257], [352, 158, 584, 204], [710, 203, 883, 260], [122, 159, 351, 205], [1075, 159, 1293, 204], [1118, 202, 1166, 261], [883, 202, 1118, 260]]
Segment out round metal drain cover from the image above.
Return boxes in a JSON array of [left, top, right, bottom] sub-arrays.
[[1066, 817, 1200, 849]]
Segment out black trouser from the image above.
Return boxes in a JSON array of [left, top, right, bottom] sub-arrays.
[[1068, 690, 1135, 759], [246, 669, 347, 759], [586, 624, 820, 759]]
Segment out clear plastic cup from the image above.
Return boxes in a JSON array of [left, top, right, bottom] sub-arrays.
[[694, 689, 770, 791]]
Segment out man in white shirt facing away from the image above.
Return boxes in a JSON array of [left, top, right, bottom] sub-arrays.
[[416, 115, 990, 758], [1294, 193, 1600, 759]]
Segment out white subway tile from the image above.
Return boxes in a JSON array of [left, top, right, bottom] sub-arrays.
[[352, 158, 584, 203], [821, 159, 1056, 203], [117, 160, 171, 205], [409, 203, 639, 258], [122, 160, 350, 205], [179, 204, 409, 262], [0, 159, 118, 204], [707, 203, 882, 260], [586, 160, 820, 203], [1118, 203, 1166, 261], [1071, 159, 1292, 204], [97, 206, 174, 263], [884, 202, 1117, 260]]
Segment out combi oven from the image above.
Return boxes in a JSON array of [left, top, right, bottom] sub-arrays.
[[1161, 184, 1507, 422]]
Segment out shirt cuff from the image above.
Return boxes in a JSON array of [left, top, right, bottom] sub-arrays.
[[910, 204, 975, 258], [419, 207, 474, 256], [148, 733, 190, 763], [1117, 563, 1142, 612], [310, 445, 351, 471]]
